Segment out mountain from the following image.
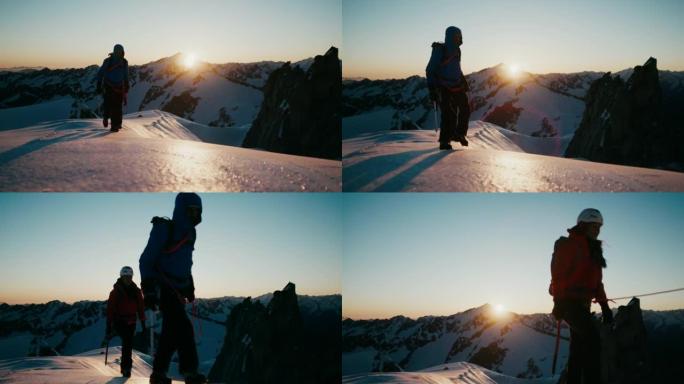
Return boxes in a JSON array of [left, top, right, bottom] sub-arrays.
[[0, 347, 185, 384], [0, 290, 342, 371], [343, 63, 684, 158], [565, 58, 684, 170], [342, 121, 684, 192], [209, 282, 340, 384], [0, 110, 341, 191], [343, 362, 555, 384], [242, 47, 342, 160], [342, 303, 684, 382], [0, 52, 315, 134]]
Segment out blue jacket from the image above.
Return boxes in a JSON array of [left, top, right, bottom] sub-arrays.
[[139, 193, 202, 289], [426, 26, 464, 89], [96, 55, 129, 91]]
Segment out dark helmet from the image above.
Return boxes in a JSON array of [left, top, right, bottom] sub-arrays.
[[113, 44, 125, 57]]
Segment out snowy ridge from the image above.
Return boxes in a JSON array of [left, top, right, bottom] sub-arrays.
[[342, 121, 684, 192], [343, 362, 555, 384], [0, 110, 341, 191], [0, 347, 184, 383]]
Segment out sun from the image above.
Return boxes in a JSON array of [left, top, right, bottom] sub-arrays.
[[182, 53, 197, 69], [493, 304, 506, 315], [507, 63, 520, 77]]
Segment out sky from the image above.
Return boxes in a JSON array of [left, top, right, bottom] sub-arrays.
[[343, 193, 684, 319], [343, 0, 684, 79], [0, 193, 341, 304], [0, 0, 341, 68]]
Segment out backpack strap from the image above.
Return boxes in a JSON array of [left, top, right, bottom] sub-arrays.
[[151, 216, 190, 254]]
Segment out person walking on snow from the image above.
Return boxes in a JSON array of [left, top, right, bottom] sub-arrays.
[[139, 193, 206, 384], [426, 26, 471, 150], [549, 208, 613, 384], [95, 44, 129, 132], [106, 266, 147, 378]]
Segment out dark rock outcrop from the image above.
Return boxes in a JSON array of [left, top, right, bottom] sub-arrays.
[[208, 282, 340, 384], [565, 58, 683, 170], [242, 47, 341, 160]]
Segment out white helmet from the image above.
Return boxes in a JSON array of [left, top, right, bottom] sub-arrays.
[[120, 266, 134, 277], [577, 208, 603, 225]]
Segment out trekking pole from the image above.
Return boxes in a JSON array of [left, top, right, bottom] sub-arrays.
[[149, 310, 155, 357], [551, 320, 561, 376], [104, 338, 109, 366], [433, 101, 439, 133]]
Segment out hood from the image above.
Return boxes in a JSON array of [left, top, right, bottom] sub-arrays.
[[172, 192, 202, 231], [444, 26, 462, 53]]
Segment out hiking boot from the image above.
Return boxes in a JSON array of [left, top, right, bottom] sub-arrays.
[[184, 372, 208, 384], [454, 136, 469, 147], [110, 126, 120, 133], [149, 371, 172, 384], [103, 118, 108, 128], [121, 367, 131, 378], [439, 142, 453, 150]]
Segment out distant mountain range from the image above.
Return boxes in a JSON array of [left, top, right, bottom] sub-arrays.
[[342, 303, 684, 381]]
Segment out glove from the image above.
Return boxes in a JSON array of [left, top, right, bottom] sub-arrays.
[[429, 87, 440, 104], [551, 301, 563, 321], [186, 275, 195, 303], [141, 279, 159, 310], [600, 302, 613, 324]]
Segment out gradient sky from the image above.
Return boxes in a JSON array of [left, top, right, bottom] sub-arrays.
[[343, 193, 684, 319], [0, 193, 341, 304], [343, 0, 684, 79], [0, 0, 341, 68]]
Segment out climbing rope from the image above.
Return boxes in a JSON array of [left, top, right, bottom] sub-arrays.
[[608, 287, 684, 301]]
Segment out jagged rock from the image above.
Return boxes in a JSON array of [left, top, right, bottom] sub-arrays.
[[565, 57, 682, 169], [242, 47, 341, 159], [208, 282, 340, 384], [601, 298, 650, 384]]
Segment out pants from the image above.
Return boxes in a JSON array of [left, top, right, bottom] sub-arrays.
[[153, 285, 198, 375], [555, 299, 601, 384], [113, 321, 136, 371], [103, 85, 124, 129], [438, 88, 470, 144]]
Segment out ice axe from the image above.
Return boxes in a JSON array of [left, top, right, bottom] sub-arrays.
[[433, 101, 439, 133], [551, 319, 561, 376], [104, 338, 109, 366]]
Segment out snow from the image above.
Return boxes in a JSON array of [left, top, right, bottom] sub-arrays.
[[0, 347, 185, 383], [342, 122, 684, 192], [0, 98, 75, 131], [0, 110, 341, 191], [343, 362, 556, 384]]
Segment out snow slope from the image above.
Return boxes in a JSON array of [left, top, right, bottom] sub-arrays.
[[0, 347, 184, 384], [0, 110, 340, 191], [342, 121, 684, 192], [343, 362, 555, 384]]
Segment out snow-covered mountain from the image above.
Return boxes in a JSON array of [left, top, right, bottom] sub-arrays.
[[0, 53, 315, 132], [343, 64, 684, 157], [0, 347, 186, 384], [0, 292, 341, 365], [0, 110, 340, 191], [342, 304, 684, 382], [343, 121, 684, 192]]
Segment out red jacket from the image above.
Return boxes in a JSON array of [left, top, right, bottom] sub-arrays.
[[107, 279, 146, 326], [549, 229, 607, 303]]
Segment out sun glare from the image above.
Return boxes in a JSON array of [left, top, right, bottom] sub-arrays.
[[494, 304, 506, 315], [507, 63, 520, 77], [182, 53, 197, 69]]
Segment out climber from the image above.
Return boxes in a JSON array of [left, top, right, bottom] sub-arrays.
[[426, 26, 471, 150], [549, 208, 613, 384], [95, 44, 129, 132], [106, 266, 146, 378], [139, 193, 206, 384]]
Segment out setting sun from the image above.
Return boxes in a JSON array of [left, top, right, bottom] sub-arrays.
[[507, 63, 520, 77], [494, 304, 506, 315], [182, 53, 197, 69]]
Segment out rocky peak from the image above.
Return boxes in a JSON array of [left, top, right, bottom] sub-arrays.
[[241, 47, 341, 159], [565, 57, 682, 169]]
